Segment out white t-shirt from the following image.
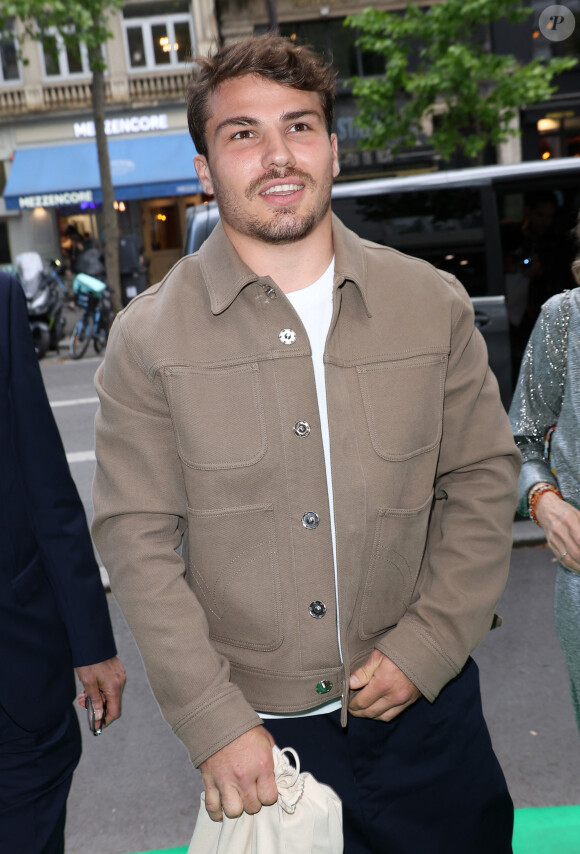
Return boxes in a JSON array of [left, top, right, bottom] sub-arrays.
[[260, 258, 342, 719]]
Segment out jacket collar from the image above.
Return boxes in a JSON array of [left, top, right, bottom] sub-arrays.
[[199, 212, 371, 317], [332, 214, 371, 317]]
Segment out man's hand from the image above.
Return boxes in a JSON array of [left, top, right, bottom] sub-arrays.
[[75, 656, 126, 728], [349, 649, 421, 722], [200, 726, 278, 822], [535, 490, 580, 574]]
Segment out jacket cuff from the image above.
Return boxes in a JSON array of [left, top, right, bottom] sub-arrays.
[[374, 619, 463, 703], [173, 684, 263, 768], [72, 638, 118, 669], [517, 460, 558, 517]]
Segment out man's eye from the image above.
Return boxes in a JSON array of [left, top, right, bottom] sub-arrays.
[[289, 123, 308, 133], [233, 129, 254, 139]]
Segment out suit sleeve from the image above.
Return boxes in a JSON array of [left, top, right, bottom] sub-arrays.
[[7, 274, 116, 667], [377, 283, 521, 701]]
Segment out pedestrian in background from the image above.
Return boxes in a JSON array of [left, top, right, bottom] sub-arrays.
[[93, 35, 519, 853], [0, 271, 126, 854], [509, 214, 580, 736]]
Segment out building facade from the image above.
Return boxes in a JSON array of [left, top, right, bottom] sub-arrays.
[[0, 0, 216, 277], [1, 0, 579, 269], [216, 0, 580, 175]]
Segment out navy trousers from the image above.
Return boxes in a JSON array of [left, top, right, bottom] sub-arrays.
[[0, 704, 81, 854], [263, 658, 513, 854]]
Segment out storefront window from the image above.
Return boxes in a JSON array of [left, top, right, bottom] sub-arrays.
[[123, 2, 194, 71], [149, 204, 181, 251], [0, 20, 20, 83], [538, 115, 580, 159]]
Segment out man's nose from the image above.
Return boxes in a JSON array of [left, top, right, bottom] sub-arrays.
[[261, 130, 296, 169]]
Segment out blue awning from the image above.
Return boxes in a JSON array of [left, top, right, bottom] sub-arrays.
[[3, 132, 201, 210]]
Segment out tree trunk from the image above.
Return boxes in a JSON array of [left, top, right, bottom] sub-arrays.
[[90, 55, 122, 312]]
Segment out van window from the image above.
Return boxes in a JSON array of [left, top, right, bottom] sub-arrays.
[[496, 183, 578, 383], [497, 186, 578, 304], [332, 187, 487, 297]]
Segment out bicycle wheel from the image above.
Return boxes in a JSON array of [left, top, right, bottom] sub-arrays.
[[70, 313, 94, 360], [93, 322, 109, 354]]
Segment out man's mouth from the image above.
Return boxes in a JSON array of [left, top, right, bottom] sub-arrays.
[[260, 183, 305, 196]]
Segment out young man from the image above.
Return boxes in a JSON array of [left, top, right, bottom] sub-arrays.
[[93, 35, 520, 852], [0, 272, 126, 854]]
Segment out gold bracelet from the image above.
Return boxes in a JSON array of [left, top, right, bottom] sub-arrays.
[[528, 483, 562, 526]]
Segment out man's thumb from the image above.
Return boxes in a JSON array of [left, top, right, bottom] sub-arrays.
[[350, 665, 369, 690]]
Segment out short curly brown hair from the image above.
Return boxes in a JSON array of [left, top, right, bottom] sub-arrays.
[[187, 34, 336, 159]]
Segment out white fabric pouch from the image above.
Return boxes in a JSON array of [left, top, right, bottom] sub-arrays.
[[188, 745, 343, 854]]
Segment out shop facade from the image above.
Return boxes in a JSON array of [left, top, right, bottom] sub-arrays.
[[2, 104, 206, 284]]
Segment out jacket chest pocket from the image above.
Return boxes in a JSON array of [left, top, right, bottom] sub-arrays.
[[357, 354, 447, 460], [165, 364, 267, 469]]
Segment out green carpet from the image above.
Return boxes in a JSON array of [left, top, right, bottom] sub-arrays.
[[128, 806, 580, 854], [129, 849, 188, 854], [513, 806, 580, 853]]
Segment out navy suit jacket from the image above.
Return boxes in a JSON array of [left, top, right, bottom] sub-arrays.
[[0, 272, 116, 732]]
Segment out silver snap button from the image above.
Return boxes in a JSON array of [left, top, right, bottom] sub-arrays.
[[316, 680, 333, 695], [294, 420, 311, 438], [309, 600, 327, 618], [279, 328, 297, 345], [302, 512, 319, 530]]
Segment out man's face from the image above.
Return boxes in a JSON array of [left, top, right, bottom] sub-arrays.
[[193, 74, 339, 245]]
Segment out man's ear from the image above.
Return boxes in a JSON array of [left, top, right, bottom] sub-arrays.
[[194, 155, 214, 195], [330, 133, 340, 179]]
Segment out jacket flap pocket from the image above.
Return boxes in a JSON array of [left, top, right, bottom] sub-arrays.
[[357, 354, 447, 460]]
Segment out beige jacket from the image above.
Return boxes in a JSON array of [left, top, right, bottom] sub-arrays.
[[92, 216, 520, 768]]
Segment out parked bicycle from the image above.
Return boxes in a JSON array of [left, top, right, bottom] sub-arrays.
[[70, 272, 113, 360]]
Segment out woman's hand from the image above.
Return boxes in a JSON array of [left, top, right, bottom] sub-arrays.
[[534, 490, 580, 573]]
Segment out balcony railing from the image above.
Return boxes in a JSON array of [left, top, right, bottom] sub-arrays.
[[0, 69, 190, 117], [128, 71, 190, 101], [0, 87, 27, 113], [43, 81, 97, 109]]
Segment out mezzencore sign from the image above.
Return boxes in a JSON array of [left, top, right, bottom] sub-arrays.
[[18, 190, 94, 209], [74, 114, 169, 138]]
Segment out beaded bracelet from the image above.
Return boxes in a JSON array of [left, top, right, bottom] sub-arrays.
[[528, 483, 563, 526]]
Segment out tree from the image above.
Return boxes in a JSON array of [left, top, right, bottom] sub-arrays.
[[2, 0, 123, 309], [345, 0, 578, 164]]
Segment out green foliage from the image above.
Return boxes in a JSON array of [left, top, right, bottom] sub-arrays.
[[345, 0, 578, 162], [1, 0, 123, 70]]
